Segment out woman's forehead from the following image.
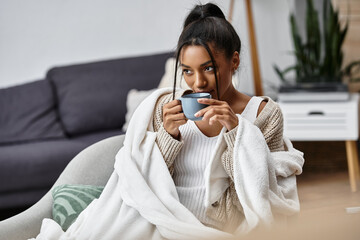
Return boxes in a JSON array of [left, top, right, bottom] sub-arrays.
[[180, 45, 225, 65]]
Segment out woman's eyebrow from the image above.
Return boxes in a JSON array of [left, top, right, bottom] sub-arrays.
[[200, 60, 212, 67], [180, 60, 212, 68], [180, 63, 191, 68]]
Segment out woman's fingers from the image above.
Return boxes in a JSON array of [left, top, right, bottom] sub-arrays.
[[209, 114, 236, 128], [202, 107, 231, 122], [195, 104, 228, 118], [167, 112, 187, 121], [207, 111, 238, 130], [194, 101, 238, 130], [173, 119, 187, 126], [164, 100, 182, 114], [164, 106, 183, 117], [163, 100, 187, 139], [197, 98, 223, 105], [201, 107, 220, 120], [167, 99, 181, 107], [195, 98, 227, 117]]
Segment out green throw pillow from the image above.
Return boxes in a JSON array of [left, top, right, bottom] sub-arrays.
[[52, 184, 104, 231]]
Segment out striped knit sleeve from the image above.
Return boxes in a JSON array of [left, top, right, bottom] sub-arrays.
[[253, 98, 285, 152], [153, 92, 184, 173], [221, 127, 238, 181]]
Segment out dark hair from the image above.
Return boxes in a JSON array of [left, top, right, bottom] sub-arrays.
[[173, 3, 241, 100]]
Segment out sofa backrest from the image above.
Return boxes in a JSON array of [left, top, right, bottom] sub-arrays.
[[47, 52, 173, 136], [0, 80, 65, 145]]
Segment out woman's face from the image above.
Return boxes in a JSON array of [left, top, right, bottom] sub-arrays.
[[180, 45, 239, 100]]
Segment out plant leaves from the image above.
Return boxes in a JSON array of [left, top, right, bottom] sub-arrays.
[[273, 0, 355, 84]]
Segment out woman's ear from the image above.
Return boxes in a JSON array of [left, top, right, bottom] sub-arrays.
[[231, 51, 240, 71]]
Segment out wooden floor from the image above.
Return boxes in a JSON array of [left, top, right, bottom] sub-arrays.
[[297, 171, 360, 216], [242, 171, 360, 240], [294, 171, 360, 239]]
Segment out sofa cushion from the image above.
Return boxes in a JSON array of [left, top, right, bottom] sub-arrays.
[[0, 188, 49, 209], [48, 52, 173, 136], [52, 184, 104, 231], [0, 80, 65, 145], [122, 89, 156, 132], [0, 139, 88, 193]]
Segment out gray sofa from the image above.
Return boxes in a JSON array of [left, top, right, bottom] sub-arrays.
[[0, 52, 173, 209]]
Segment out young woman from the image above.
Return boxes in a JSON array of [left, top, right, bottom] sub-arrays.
[[29, 3, 303, 239], [152, 2, 289, 232]]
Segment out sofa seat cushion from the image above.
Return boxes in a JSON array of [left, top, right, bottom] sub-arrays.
[[0, 188, 49, 209], [0, 139, 89, 193], [48, 52, 173, 136], [0, 80, 65, 145]]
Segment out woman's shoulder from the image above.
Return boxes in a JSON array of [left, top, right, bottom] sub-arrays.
[[254, 96, 283, 128], [257, 96, 282, 113]]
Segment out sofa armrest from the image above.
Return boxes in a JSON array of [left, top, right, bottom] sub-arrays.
[[0, 134, 125, 240]]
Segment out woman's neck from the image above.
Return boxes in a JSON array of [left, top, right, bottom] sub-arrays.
[[219, 86, 250, 114]]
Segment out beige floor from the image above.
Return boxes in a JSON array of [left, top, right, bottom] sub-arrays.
[[295, 171, 360, 240], [239, 171, 360, 240], [297, 171, 360, 216]]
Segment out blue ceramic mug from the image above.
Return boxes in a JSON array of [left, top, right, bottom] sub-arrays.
[[179, 92, 212, 121]]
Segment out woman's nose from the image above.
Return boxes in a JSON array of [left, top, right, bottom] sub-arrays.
[[194, 73, 207, 88]]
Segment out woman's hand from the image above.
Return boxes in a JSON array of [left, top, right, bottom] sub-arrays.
[[195, 98, 238, 131], [163, 100, 187, 139]]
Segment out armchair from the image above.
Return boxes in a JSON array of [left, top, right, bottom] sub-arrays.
[[0, 134, 125, 240]]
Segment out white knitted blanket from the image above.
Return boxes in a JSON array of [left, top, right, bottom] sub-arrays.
[[32, 88, 304, 240]]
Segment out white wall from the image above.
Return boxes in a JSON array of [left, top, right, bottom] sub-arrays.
[[0, 0, 295, 97], [251, 0, 296, 96]]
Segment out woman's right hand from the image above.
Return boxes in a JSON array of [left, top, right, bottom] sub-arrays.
[[163, 100, 187, 139]]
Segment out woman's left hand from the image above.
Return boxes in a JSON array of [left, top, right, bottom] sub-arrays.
[[195, 98, 238, 131]]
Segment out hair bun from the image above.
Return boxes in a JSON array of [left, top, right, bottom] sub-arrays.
[[184, 3, 226, 28]]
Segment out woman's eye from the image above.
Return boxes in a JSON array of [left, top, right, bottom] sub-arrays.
[[183, 69, 192, 75], [205, 66, 214, 72]]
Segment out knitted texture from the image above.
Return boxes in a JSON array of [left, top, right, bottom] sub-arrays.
[[153, 92, 184, 174], [254, 97, 285, 152], [153, 92, 285, 231], [222, 127, 237, 181]]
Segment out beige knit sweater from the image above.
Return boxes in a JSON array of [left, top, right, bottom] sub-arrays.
[[152, 92, 285, 232]]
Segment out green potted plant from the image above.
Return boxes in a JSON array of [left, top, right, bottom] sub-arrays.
[[274, 0, 360, 94]]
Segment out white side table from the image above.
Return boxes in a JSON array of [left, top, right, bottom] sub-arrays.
[[279, 94, 360, 192]]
